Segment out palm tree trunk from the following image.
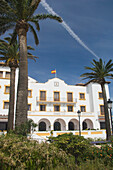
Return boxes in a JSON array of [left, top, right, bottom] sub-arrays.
[[7, 67, 16, 132], [101, 83, 111, 140], [15, 23, 28, 127]]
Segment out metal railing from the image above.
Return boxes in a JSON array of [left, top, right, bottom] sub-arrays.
[[36, 97, 77, 103]]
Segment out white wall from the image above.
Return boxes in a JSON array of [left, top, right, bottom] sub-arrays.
[[0, 66, 110, 132]]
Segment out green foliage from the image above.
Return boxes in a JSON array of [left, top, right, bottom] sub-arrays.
[[49, 133, 92, 164], [0, 34, 38, 64], [80, 58, 113, 83], [0, 0, 62, 41], [13, 119, 37, 136], [0, 134, 75, 169], [78, 159, 113, 170], [88, 143, 113, 167], [0, 133, 113, 169]]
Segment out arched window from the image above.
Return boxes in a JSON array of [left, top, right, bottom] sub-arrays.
[[68, 122, 74, 130], [39, 121, 46, 131], [54, 122, 61, 131], [82, 121, 87, 130]]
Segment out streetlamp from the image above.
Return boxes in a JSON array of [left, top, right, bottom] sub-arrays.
[[77, 110, 81, 136], [107, 99, 113, 135]]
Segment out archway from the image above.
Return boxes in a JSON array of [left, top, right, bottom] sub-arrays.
[[82, 119, 93, 130], [53, 119, 66, 131], [68, 122, 74, 130], [38, 118, 51, 131], [83, 121, 87, 130], [68, 119, 79, 130], [39, 121, 46, 131], [54, 122, 61, 131]]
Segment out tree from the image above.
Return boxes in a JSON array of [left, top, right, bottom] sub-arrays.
[[0, 35, 38, 132], [80, 58, 113, 140], [0, 0, 62, 127], [0, 38, 19, 131]]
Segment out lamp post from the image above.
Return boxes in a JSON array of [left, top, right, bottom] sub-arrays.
[[77, 110, 81, 136], [107, 99, 113, 135]]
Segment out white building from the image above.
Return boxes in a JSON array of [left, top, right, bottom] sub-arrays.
[[0, 62, 110, 133]]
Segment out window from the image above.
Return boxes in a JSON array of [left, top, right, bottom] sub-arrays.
[[100, 122, 105, 129], [28, 104, 31, 111], [67, 105, 73, 112], [0, 122, 8, 131], [40, 104, 46, 111], [28, 90, 32, 98], [54, 105, 60, 112], [5, 72, 10, 78], [54, 92, 60, 101], [40, 91, 46, 101], [3, 101, 9, 109], [67, 92, 73, 102], [0, 71, 3, 78], [100, 105, 104, 115], [4, 86, 10, 94], [99, 92, 103, 99], [79, 93, 85, 100], [80, 106, 86, 112]]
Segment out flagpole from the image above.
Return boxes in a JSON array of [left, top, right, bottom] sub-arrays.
[[55, 69, 57, 78]]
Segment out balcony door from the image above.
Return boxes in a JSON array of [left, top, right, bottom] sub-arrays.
[[67, 92, 73, 102], [40, 91, 46, 101], [54, 92, 60, 101]]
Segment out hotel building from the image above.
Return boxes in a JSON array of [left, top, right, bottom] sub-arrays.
[[0, 63, 110, 132]]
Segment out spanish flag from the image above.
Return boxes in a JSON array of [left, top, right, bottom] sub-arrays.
[[51, 69, 56, 74]]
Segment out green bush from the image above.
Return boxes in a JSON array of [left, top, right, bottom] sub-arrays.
[[90, 144, 113, 166], [49, 133, 92, 164], [13, 119, 37, 136], [0, 134, 76, 169], [0, 133, 113, 169], [78, 159, 113, 170]]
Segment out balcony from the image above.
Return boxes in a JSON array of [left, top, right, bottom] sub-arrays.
[[36, 97, 77, 104]]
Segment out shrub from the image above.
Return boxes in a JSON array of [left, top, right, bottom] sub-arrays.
[[49, 133, 92, 164], [13, 119, 37, 136], [0, 134, 76, 169], [89, 144, 113, 166], [78, 159, 112, 170]]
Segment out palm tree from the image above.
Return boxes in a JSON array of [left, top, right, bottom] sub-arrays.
[[0, 35, 38, 132], [0, 0, 62, 127], [80, 58, 113, 140]]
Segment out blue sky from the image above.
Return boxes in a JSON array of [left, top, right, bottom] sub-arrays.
[[1, 0, 113, 99]]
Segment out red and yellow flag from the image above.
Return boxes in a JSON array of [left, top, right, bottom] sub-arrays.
[[51, 69, 56, 74]]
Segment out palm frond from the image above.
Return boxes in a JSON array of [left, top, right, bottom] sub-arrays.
[[80, 58, 113, 84], [29, 23, 39, 45], [29, 19, 40, 31], [10, 28, 17, 45], [28, 0, 41, 18], [27, 46, 35, 50], [0, 22, 15, 35], [27, 53, 39, 62], [33, 14, 62, 23]]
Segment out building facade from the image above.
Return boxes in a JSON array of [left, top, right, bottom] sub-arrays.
[[0, 63, 110, 131]]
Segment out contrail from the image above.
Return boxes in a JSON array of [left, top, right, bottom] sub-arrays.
[[40, 0, 99, 60]]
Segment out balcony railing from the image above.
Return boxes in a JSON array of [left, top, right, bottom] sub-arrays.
[[97, 111, 105, 117], [36, 97, 77, 104]]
